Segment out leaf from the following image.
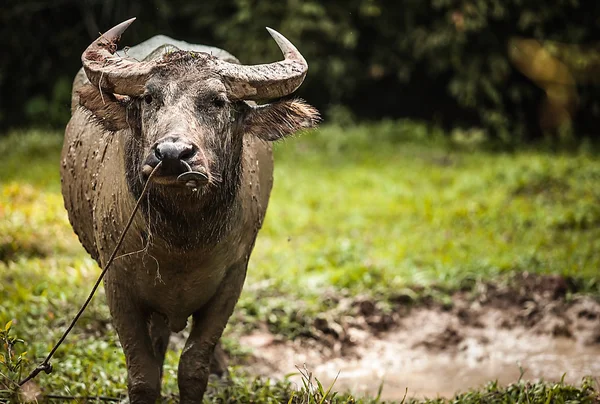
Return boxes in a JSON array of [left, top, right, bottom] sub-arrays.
[[319, 371, 339, 404], [0, 354, 4, 363], [4, 321, 12, 332]]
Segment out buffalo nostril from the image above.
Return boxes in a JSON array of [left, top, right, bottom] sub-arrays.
[[154, 142, 196, 162], [179, 145, 195, 161]]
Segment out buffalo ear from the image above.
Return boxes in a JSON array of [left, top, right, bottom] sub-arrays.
[[243, 99, 320, 141], [77, 84, 129, 131]]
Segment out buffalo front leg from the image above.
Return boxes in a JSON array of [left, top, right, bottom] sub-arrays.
[[149, 312, 171, 386], [177, 261, 248, 403], [106, 286, 163, 403]]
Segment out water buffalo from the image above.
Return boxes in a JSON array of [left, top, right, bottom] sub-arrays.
[[61, 18, 318, 403]]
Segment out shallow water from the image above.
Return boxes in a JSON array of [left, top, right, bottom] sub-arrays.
[[241, 303, 600, 400], [308, 330, 600, 399]]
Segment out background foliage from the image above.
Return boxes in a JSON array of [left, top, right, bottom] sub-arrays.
[[1, 0, 599, 141]]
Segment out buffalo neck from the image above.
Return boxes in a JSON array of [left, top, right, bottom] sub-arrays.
[[133, 170, 242, 251]]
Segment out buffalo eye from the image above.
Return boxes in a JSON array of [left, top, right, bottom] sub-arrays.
[[144, 94, 153, 104], [212, 95, 227, 108]]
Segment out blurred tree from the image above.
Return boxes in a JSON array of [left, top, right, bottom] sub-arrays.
[[1, 0, 599, 142]]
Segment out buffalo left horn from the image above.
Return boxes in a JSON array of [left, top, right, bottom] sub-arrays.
[[211, 27, 309, 101]]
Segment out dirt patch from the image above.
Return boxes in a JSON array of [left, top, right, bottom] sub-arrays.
[[231, 274, 600, 399]]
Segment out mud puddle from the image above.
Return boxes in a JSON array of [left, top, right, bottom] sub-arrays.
[[235, 275, 600, 399], [240, 308, 600, 399]]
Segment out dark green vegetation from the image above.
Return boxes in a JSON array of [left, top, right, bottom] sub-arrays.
[[1, 124, 600, 402], [2, 1, 600, 140]]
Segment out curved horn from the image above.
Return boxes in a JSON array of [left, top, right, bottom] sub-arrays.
[[82, 18, 156, 96], [214, 28, 308, 100]]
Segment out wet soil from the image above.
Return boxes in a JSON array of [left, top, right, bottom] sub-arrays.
[[233, 274, 600, 399]]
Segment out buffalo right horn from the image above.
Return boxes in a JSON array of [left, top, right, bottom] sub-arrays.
[[81, 17, 157, 96]]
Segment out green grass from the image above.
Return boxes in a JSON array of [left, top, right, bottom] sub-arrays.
[[262, 122, 600, 291], [1, 123, 599, 402]]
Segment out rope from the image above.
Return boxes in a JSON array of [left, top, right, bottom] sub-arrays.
[[18, 162, 162, 387]]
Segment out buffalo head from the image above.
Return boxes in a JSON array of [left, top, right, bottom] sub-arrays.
[[77, 18, 319, 193]]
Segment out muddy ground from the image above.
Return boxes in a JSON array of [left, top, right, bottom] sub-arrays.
[[181, 274, 600, 400]]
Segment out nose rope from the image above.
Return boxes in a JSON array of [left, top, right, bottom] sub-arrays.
[[18, 161, 163, 388], [181, 160, 192, 172], [177, 161, 209, 191]]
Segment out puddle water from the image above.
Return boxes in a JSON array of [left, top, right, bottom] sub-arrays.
[[305, 330, 600, 399], [240, 304, 600, 400]]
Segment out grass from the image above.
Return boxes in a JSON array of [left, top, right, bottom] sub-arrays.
[[1, 122, 599, 402]]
